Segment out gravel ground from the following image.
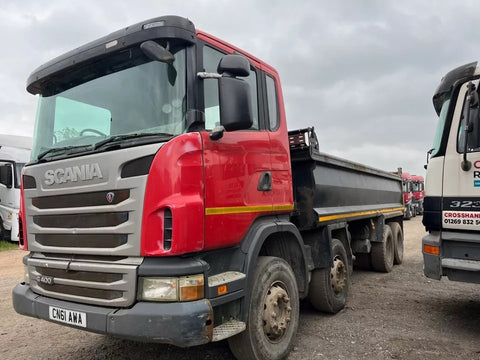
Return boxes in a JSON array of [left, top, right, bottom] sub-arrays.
[[1, 216, 480, 359]]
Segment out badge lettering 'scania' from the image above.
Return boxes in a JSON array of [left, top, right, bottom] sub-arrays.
[[44, 163, 103, 185]]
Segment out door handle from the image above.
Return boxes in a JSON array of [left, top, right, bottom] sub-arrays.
[[257, 171, 272, 191]]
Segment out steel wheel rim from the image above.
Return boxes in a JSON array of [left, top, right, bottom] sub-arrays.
[[330, 255, 347, 294], [262, 281, 292, 342]]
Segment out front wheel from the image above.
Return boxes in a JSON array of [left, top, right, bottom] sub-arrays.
[[228, 256, 299, 360], [308, 238, 350, 314]]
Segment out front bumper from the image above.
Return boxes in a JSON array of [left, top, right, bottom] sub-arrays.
[[422, 231, 480, 284], [422, 232, 441, 280], [12, 283, 213, 347]]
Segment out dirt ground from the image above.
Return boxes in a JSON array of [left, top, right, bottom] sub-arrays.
[[1, 216, 480, 360]]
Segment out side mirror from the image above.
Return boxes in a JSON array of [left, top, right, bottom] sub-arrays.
[[461, 82, 479, 171], [217, 55, 253, 132], [424, 148, 434, 169]]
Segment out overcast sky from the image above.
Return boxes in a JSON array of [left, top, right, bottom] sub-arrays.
[[0, 0, 478, 175]]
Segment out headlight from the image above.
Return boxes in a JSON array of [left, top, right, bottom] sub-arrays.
[[140, 274, 204, 302], [7, 212, 12, 221]]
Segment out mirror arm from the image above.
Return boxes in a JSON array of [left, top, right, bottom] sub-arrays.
[[209, 126, 225, 141], [197, 72, 222, 79]]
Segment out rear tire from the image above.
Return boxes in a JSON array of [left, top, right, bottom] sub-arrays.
[[228, 256, 299, 360], [389, 222, 404, 265], [371, 225, 394, 273], [308, 238, 350, 314]]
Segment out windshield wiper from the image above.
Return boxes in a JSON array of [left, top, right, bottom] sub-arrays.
[[93, 132, 174, 150], [37, 145, 93, 161]]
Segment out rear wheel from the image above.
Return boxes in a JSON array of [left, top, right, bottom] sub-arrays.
[[228, 256, 299, 360], [371, 225, 394, 273], [308, 238, 350, 314], [389, 222, 404, 265]]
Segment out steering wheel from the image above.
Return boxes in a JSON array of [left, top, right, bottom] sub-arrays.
[[80, 128, 107, 137]]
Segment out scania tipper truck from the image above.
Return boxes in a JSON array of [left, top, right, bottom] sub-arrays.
[[13, 16, 404, 360], [423, 62, 480, 285]]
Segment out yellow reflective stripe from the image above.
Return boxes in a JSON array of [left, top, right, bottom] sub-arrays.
[[318, 207, 405, 222], [273, 204, 295, 212], [205, 204, 294, 216]]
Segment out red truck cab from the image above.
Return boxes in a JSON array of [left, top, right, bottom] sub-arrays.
[[402, 172, 415, 219], [410, 175, 425, 215]]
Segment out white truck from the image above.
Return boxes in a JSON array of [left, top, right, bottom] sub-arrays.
[[423, 62, 480, 284], [0, 138, 31, 241]]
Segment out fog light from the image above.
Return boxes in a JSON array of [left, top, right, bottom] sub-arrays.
[[23, 265, 30, 285]]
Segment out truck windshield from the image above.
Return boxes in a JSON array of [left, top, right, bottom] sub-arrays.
[[31, 46, 186, 161], [411, 182, 419, 192], [430, 92, 451, 157]]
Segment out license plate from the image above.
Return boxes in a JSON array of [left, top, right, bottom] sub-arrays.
[[49, 306, 86, 328]]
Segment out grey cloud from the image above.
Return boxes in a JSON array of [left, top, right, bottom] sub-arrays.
[[0, 0, 477, 176]]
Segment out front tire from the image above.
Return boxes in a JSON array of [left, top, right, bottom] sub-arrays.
[[228, 256, 299, 360], [308, 238, 350, 314]]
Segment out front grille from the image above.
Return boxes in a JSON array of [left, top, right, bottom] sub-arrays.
[[33, 212, 128, 228], [28, 188, 136, 253], [443, 240, 480, 261], [32, 189, 130, 209], [28, 256, 138, 307], [36, 234, 128, 248], [36, 267, 123, 282]]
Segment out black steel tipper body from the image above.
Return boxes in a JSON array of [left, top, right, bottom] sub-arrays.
[[289, 128, 403, 231]]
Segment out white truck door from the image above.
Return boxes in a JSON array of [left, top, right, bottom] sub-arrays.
[[442, 79, 480, 230]]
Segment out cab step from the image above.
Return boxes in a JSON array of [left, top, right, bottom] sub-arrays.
[[212, 319, 246, 342]]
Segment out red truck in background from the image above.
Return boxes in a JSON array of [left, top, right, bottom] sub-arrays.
[[411, 175, 425, 215], [402, 172, 415, 219], [12, 16, 404, 360]]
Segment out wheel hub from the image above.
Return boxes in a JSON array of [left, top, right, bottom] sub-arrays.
[[262, 283, 292, 341], [330, 256, 346, 294]]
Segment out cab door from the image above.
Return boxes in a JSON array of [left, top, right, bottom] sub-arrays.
[[200, 42, 273, 250], [442, 79, 480, 230]]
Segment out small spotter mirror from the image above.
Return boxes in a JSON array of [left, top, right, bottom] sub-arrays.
[[140, 40, 175, 64]]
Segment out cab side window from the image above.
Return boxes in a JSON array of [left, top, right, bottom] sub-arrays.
[[266, 75, 279, 130], [203, 45, 258, 130]]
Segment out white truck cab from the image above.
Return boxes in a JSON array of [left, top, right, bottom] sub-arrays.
[[423, 62, 480, 283], [0, 144, 30, 241]]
